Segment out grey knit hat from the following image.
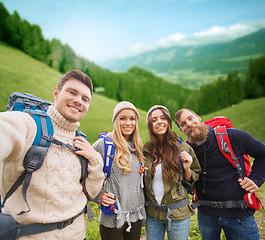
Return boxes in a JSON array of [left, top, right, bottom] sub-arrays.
[[146, 105, 170, 122], [112, 101, 139, 124]]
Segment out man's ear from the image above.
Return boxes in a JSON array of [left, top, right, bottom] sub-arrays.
[[179, 126, 184, 133], [53, 88, 59, 101]]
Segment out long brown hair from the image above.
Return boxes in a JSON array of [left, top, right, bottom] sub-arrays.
[[147, 108, 181, 182]]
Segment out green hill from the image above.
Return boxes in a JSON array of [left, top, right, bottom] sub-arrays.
[[1, 41, 265, 144]]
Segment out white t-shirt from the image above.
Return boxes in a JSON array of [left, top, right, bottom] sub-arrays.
[[151, 162, 164, 205]]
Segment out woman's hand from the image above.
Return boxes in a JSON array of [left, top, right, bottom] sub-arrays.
[[100, 191, 116, 206], [180, 151, 193, 182], [180, 151, 193, 170]]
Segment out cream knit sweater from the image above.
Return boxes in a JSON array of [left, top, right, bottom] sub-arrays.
[[0, 105, 104, 240]]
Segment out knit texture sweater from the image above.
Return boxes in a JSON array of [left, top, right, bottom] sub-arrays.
[[93, 135, 146, 229], [188, 126, 265, 218], [0, 105, 104, 240]]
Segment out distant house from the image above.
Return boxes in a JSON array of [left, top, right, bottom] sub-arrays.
[[94, 87, 105, 95]]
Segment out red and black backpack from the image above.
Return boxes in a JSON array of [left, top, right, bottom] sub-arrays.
[[191, 116, 262, 210]]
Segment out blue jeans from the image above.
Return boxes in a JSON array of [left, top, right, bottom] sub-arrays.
[[145, 215, 191, 240], [197, 210, 260, 240]]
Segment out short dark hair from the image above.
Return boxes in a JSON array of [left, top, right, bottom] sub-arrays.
[[174, 108, 198, 128], [57, 70, 93, 95]]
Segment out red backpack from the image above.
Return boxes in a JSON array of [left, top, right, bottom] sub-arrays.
[[203, 117, 251, 177], [197, 116, 262, 210]]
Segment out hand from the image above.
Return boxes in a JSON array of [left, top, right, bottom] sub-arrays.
[[190, 185, 196, 195], [100, 191, 116, 206], [238, 177, 259, 193], [180, 151, 193, 182], [73, 136, 98, 160], [180, 151, 193, 170]]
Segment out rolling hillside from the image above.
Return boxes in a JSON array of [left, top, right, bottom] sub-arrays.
[[1, 41, 265, 144]]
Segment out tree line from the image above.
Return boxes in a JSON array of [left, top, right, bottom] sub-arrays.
[[184, 56, 265, 115], [0, 2, 264, 116]]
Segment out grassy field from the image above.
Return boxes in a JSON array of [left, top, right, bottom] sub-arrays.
[[1, 41, 264, 239]]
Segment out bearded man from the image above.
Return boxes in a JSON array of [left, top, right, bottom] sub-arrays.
[[174, 108, 265, 240]]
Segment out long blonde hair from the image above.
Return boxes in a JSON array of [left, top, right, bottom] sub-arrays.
[[112, 111, 145, 175]]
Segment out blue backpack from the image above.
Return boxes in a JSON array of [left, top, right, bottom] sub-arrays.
[[98, 132, 115, 178], [0, 92, 92, 239], [97, 132, 118, 215]]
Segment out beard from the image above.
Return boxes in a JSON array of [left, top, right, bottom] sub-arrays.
[[186, 122, 209, 144]]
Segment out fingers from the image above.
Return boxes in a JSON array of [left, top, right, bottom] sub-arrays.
[[180, 151, 193, 169], [74, 136, 90, 148], [238, 177, 259, 193], [100, 192, 116, 206], [73, 137, 98, 160], [180, 151, 192, 162]]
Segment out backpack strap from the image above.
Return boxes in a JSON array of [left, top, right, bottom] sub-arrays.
[[177, 138, 191, 195], [14, 207, 86, 238], [145, 198, 189, 231], [214, 126, 244, 179], [76, 130, 89, 182], [99, 132, 115, 178], [191, 199, 247, 210]]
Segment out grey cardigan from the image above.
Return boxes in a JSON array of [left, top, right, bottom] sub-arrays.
[[92, 135, 146, 230]]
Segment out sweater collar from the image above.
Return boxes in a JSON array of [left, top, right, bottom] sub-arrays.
[[127, 141, 136, 153], [47, 105, 80, 132]]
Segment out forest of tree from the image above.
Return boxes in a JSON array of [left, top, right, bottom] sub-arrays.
[[0, 2, 264, 115]]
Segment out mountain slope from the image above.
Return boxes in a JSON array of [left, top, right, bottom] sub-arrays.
[[101, 29, 265, 77]]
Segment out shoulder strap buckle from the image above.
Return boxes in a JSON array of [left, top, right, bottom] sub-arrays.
[[58, 218, 74, 229]]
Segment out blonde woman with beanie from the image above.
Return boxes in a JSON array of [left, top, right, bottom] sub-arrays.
[[144, 105, 201, 240], [93, 101, 146, 240]]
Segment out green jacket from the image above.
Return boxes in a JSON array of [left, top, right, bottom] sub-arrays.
[[143, 141, 201, 221]]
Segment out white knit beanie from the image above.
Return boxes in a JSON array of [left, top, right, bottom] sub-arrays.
[[146, 105, 170, 122], [112, 101, 139, 124]]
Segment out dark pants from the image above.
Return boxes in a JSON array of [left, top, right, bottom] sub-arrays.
[[100, 220, 142, 240]]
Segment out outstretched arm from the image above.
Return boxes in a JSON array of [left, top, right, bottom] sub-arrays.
[[0, 111, 36, 162]]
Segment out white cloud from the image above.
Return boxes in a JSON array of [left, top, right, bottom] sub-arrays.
[[156, 33, 185, 47], [122, 20, 265, 58], [122, 33, 185, 57], [194, 23, 251, 39], [195, 25, 227, 36], [191, 21, 265, 45]]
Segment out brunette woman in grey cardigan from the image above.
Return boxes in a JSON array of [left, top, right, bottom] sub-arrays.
[[93, 101, 146, 240]]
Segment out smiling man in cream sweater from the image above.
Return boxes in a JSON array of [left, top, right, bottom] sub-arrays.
[[0, 70, 105, 240]]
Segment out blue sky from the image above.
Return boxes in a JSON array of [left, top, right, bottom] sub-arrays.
[[2, 0, 265, 63]]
